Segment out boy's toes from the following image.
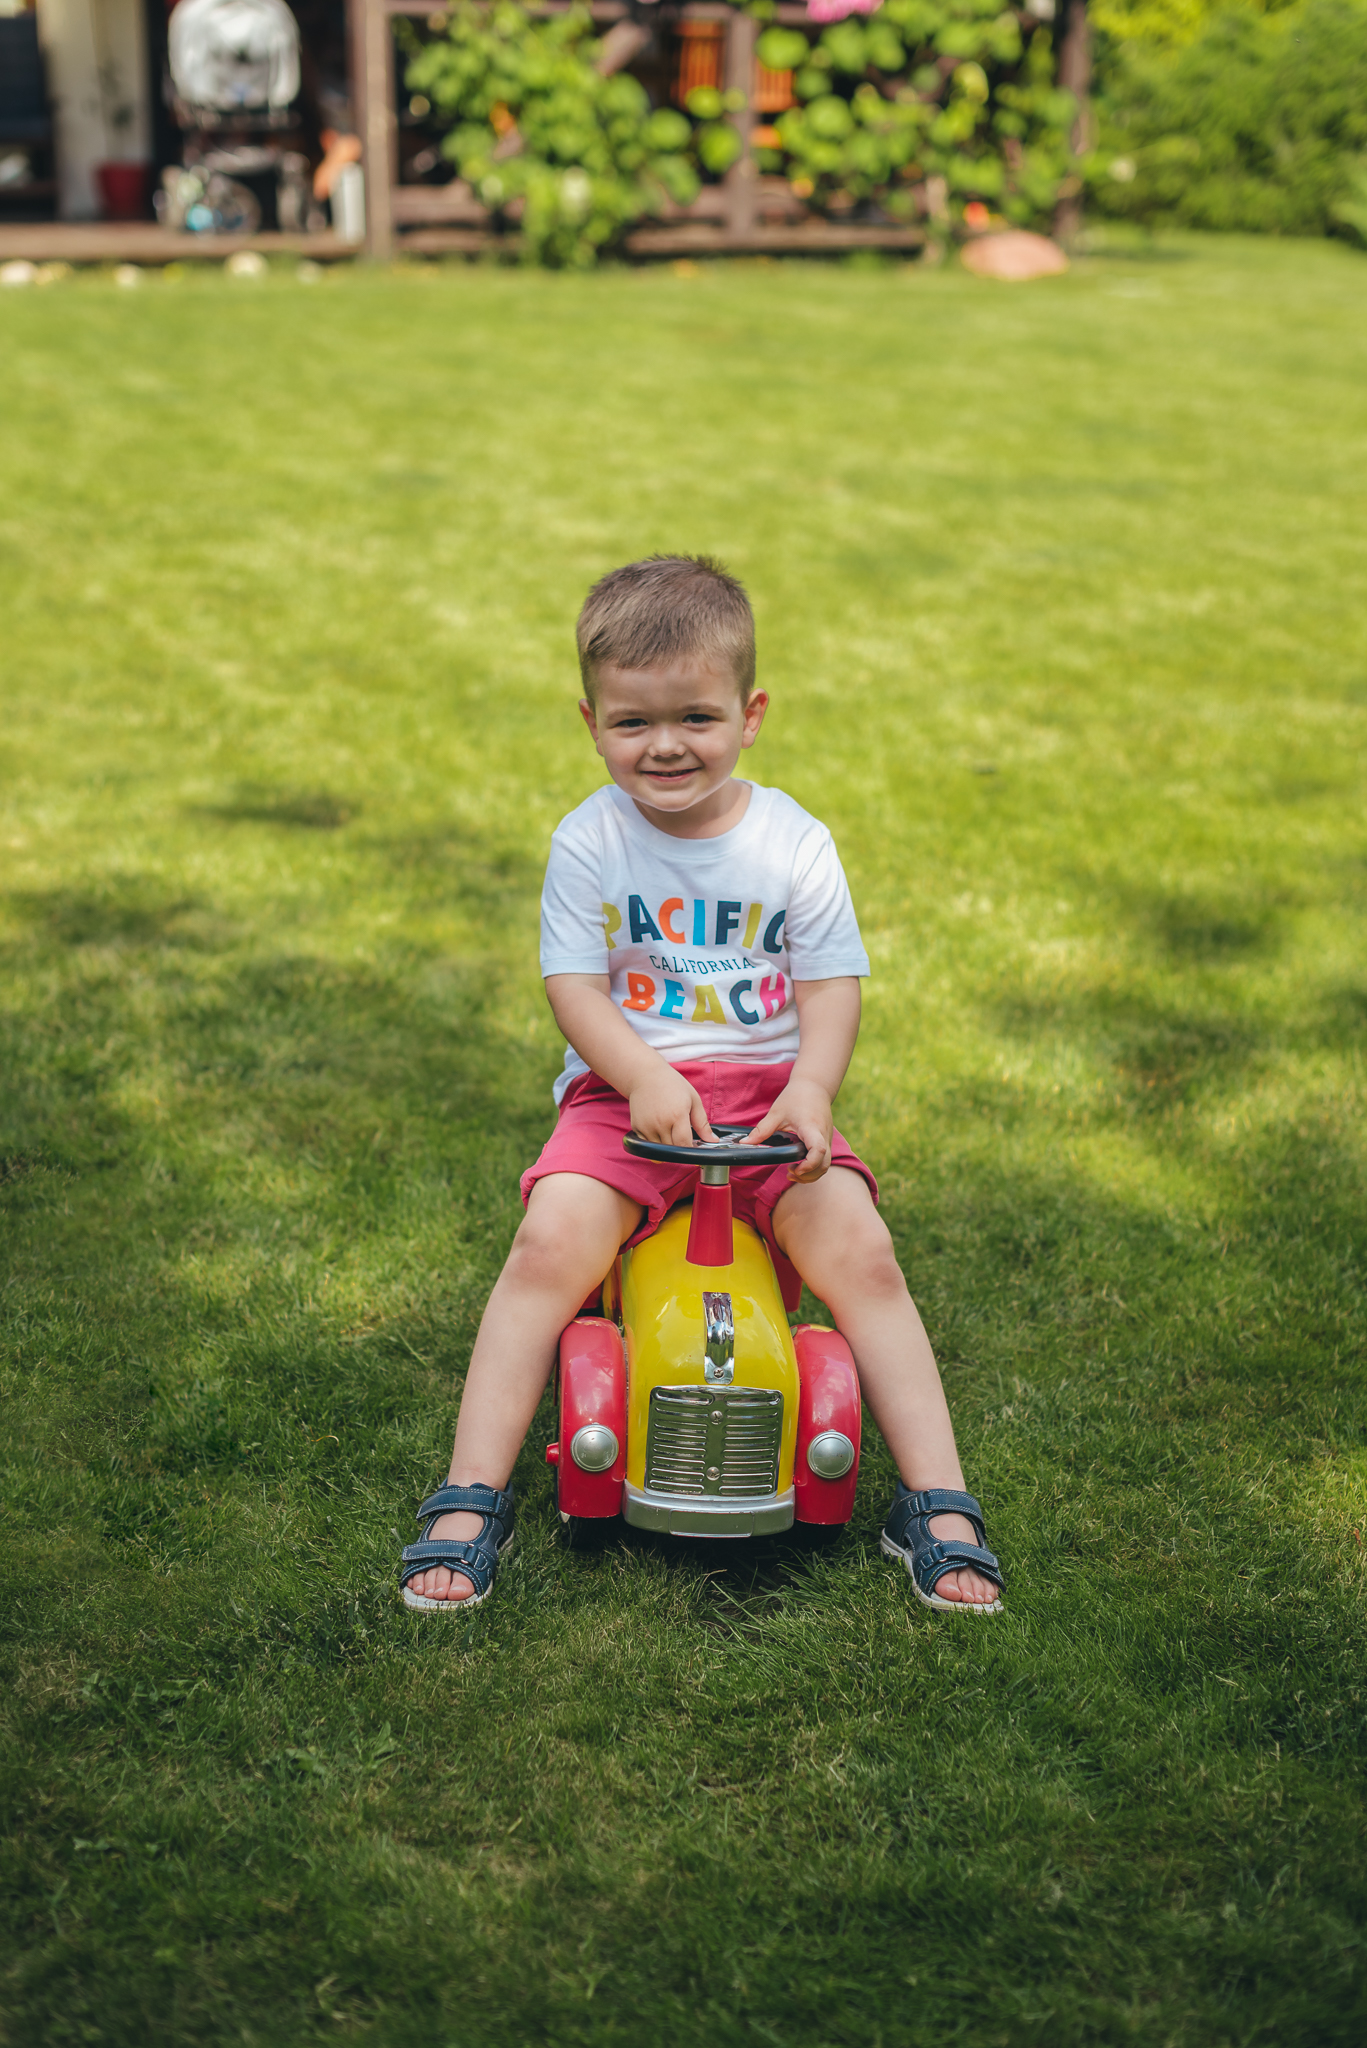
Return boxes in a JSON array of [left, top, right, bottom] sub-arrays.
[[424, 1564, 479, 1597], [418, 1565, 476, 1602], [951, 1567, 1000, 1606]]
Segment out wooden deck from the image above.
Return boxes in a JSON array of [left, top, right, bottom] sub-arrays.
[[0, 223, 360, 263], [0, 217, 925, 266]]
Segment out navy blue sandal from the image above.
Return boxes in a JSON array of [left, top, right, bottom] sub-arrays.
[[399, 1481, 515, 1613], [880, 1485, 1005, 1614]]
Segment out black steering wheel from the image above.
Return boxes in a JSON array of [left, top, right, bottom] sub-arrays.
[[622, 1122, 807, 1167]]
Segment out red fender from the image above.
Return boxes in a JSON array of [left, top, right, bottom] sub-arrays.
[[792, 1324, 861, 1525], [550, 1318, 626, 1519]]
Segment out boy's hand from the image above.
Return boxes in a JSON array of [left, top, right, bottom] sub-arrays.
[[743, 1080, 833, 1182], [629, 1068, 717, 1149]]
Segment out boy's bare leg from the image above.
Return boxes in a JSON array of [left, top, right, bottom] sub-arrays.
[[407, 1173, 642, 1604], [772, 1167, 1001, 1606]]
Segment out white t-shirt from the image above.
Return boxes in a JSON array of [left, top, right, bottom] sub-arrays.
[[540, 782, 870, 1102]]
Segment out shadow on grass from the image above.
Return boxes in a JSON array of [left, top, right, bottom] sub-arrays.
[[361, 822, 544, 918], [1103, 879, 1291, 965], [187, 789, 361, 831], [4, 882, 230, 951], [993, 984, 1265, 1108]]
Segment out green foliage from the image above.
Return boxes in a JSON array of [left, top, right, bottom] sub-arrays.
[[1089, 0, 1367, 236], [405, 1, 700, 265], [697, 119, 744, 174], [1092, 0, 1298, 57], [755, 25, 810, 71], [1331, 155, 1367, 239], [407, 0, 1070, 262], [763, 2, 1072, 226]]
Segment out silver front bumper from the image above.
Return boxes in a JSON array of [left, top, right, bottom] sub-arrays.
[[623, 1481, 795, 1538]]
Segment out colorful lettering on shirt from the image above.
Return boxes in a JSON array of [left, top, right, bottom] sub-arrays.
[[660, 978, 685, 1019], [692, 983, 726, 1025], [624, 973, 656, 1012], [759, 971, 786, 1017], [600, 895, 790, 976], [729, 980, 760, 1026]]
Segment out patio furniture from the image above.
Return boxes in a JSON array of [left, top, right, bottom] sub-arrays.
[[0, 12, 57, 219]]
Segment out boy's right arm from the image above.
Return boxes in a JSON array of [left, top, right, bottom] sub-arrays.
[[545, 975, 718, 1147]]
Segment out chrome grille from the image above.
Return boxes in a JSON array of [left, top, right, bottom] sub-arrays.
[[644, 1387, 783, 1498]]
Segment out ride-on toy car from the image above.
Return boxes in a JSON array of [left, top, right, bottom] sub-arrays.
[[545, 1126, 862, 1538]]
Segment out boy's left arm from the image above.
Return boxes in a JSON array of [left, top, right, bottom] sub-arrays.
[[744, 976, 861, 1183]]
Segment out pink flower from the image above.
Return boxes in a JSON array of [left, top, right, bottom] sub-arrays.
[[806, 0, 879, 20]]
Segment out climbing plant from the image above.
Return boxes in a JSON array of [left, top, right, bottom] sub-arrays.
[[404, 3, 703, 266], [404, 0, 1074, 264], [755, 4, 1074, 224]]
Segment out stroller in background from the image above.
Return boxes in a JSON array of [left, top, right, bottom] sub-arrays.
[[157, 0, 317, 235]]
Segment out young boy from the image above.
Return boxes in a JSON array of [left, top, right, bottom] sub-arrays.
[[400, 556, 1005, 1615]]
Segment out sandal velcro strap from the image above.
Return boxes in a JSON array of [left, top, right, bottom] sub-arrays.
[[401, 1538, 485, 1569], [399, 1537, 495, 1597], [900, 1487, 985, 1533], [416, 1482, 514, 1525], [914, 1539, 1004, 1597]]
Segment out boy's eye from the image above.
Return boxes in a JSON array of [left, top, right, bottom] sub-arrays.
[[683, 713, 717, 726]]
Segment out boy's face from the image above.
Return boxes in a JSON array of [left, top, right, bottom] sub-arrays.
[[580, 655, 768, 832]]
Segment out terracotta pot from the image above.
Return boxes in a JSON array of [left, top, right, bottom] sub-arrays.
[[97, 162, 153, 221]]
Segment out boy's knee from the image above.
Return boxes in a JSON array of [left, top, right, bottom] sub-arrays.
[[787, 1195, 904, 1299], [507, 1189, 625, 1292], [507, 1209, 580, 1283], [832, 1213, 905, 1298]]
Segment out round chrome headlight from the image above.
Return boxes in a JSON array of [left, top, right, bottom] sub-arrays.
[[806, 1430, 855, 1480], [570, 1423, 619, 1473]]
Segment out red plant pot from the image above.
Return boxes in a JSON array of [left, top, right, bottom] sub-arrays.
[[97, 162, 153, 222]]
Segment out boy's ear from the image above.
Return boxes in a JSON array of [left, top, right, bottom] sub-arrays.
[[578, 697, 602, 750], [739, 689, 769, 749]]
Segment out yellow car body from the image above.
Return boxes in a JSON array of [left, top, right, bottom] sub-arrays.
[[608, 1203, 801, 1537]]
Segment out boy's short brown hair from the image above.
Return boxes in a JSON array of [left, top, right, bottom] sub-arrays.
[[576, 555, 756, 703]]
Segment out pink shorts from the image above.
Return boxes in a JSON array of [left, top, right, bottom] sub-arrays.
[[519, 1060, 878, 1265]]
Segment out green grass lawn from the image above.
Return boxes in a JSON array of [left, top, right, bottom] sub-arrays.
[[2, 234, 1366, 2047]]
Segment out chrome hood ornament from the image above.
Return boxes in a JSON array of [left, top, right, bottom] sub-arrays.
[[702, 1291, 734, 1384]]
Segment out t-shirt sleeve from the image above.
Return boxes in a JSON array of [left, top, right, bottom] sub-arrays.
[[540, 822, 613, 977], [783, 826, 871, 980]]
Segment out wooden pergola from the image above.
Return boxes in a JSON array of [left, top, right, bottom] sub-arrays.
[[348, 0, 929, 261]]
